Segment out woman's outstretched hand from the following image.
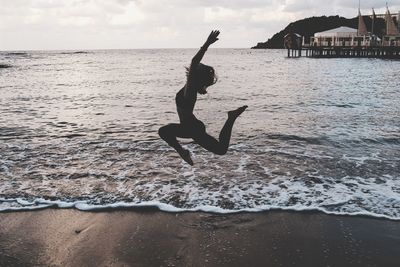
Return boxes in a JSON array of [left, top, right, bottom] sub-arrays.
[[191, 30, 220, 67], [205, 30, 220, 46]]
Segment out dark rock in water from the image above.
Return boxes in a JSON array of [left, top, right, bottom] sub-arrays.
[[252, 15, 386, 49], [60, 51, 89, 55], [5, 52, 28, 56], [0, 64, 12, 68]]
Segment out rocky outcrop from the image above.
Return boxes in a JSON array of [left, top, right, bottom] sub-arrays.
[[252, 15, 386, 49]]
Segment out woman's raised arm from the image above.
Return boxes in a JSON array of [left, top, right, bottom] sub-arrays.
[[190, 30, 220, 71]]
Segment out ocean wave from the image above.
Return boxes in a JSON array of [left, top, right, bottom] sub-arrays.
[[1, 170, 399, 221], [1, 198, 399, 221], [261, 133, 400, 147], [365, 137, 400, 145], [2, 52, 30, 58], [331, 104, 355, 108], [0, 64, 12, 68], [263, 133, 328, 145]]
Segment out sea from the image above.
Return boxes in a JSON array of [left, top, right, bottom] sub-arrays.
[[0, 49, 399, 220]]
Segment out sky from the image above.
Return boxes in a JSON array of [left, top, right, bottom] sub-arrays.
[[1, 0, 400, 50]]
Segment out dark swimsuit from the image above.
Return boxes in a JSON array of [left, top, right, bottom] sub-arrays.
[[175, 88, 206, 135]]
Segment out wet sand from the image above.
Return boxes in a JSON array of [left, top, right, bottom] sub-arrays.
[[0, 209, 399, 267]]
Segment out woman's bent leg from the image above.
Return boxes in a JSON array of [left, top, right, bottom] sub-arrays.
[[194, 105, 247, 155], [158, 124, 188, 151], [158, 123, 193, 165], [193, 133, 226, 155]]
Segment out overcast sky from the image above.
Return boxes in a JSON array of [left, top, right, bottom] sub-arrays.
[[1, 0, 399, 50]]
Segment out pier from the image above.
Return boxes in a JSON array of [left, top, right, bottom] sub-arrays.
[[290, 46, 400, 59], [286, 6, 400, 59]]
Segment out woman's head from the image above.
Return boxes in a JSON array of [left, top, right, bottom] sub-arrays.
[[187, 63, 218, 94]]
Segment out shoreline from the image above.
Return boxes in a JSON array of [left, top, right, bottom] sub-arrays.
[[1, 209, 399, 266], [2, 198, 399, 221]]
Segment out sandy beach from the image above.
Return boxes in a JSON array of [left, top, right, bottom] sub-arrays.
[[0, 209, 399, 267]]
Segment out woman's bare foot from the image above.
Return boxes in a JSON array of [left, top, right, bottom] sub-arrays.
[[228, 105, 248, 119], [178, 149, 193, 166]]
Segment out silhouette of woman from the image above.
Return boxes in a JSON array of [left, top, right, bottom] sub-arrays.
[[158, 30, 247, 165]]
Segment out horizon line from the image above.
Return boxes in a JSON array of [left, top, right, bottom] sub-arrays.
[[0, 47, 253, 52]]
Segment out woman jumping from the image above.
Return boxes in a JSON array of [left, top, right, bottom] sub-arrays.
[[158, 30, 247, 165]]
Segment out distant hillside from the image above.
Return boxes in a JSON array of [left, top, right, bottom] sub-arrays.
[[252, 15, 386, 49]]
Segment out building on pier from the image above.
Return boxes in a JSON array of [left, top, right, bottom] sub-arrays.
[[286, 5, 400, 58], [310, 26, 359, 47], [308, 6, 400, 48]]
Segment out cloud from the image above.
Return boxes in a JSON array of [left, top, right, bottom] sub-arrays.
[[284, 0, 400, 16], [108, 1, 145, 26], [0, 0, 399, 50]]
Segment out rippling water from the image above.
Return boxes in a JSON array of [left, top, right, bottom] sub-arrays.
[[0, 49, 399, 219]]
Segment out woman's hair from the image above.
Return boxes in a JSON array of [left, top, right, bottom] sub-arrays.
[[186, 63, 218, 87]]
